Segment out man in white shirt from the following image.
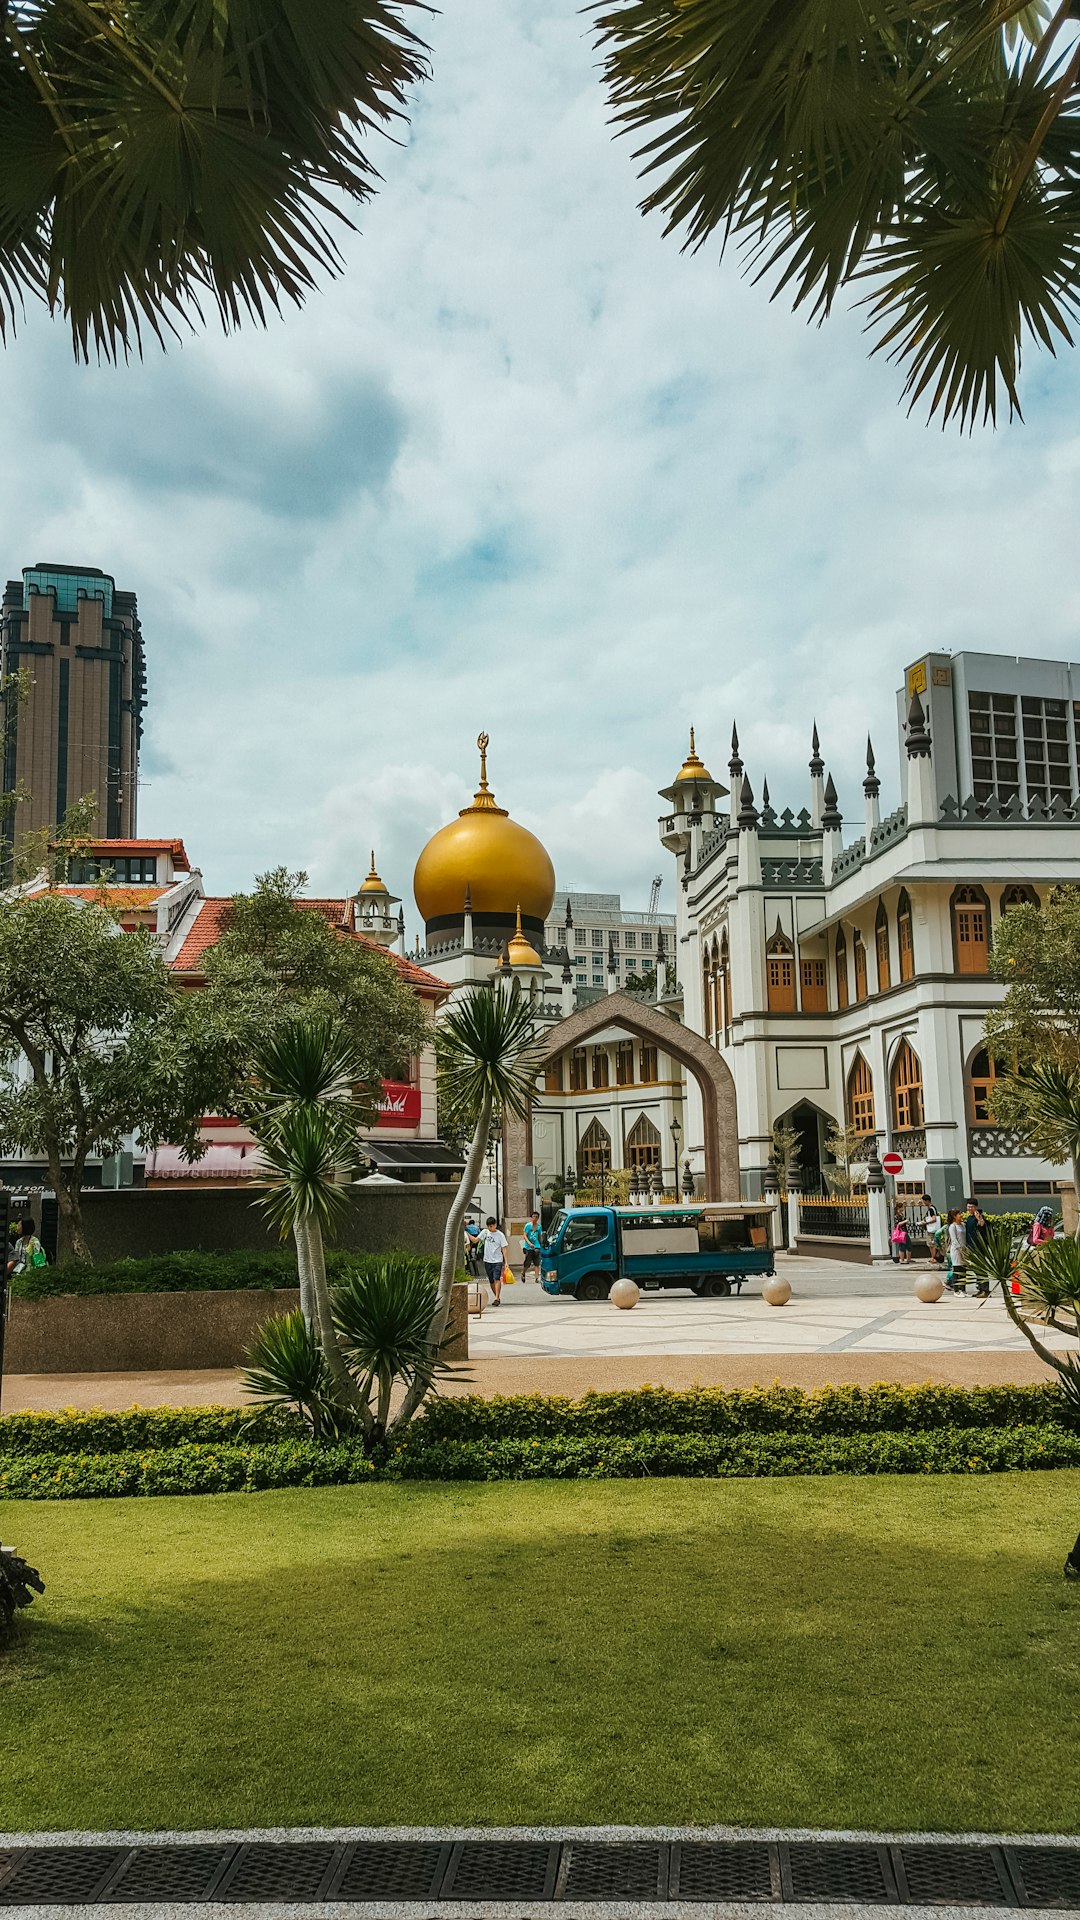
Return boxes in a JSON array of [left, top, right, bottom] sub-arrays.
[[481, 1216, 508, 1305]]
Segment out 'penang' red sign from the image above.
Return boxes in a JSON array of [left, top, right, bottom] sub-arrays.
[[377, 1080, 421, 1128]]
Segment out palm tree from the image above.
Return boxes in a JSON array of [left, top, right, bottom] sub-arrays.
[[966, 1218, 1080, 1419], [250, 1016, 368, 1421], [593, 0, 1080, 427], [389, 981, 543, 1431], [1008, 1060, 1080, 1234], [0, 0, 427, 360]]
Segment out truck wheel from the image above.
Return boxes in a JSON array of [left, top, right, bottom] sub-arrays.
[[576, 1274, 608, 1302], [702, 1275, 731, 1298]]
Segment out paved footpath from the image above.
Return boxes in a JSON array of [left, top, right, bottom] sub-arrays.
[[0, 1825, 1077, 1920]]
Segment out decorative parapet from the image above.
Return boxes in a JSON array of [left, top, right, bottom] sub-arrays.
[[891, 1127, 927, 1159], [760, 856, 824, 888], [831, 837, 866, 880], [698, 823, 727, 864], [869, 803, 908, 852], [940, 791, 1080, 825], [970, 1124, 1028, 1157]]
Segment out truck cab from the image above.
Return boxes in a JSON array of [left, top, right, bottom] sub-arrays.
[[540, 1203, 776, 1301]]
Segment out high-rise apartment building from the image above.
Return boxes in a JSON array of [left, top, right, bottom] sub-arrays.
[[545, 890, 677, 993], [1, 563, 146, 866]]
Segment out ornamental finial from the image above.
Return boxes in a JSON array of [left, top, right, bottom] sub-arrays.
[[477, 731, 490, 790]]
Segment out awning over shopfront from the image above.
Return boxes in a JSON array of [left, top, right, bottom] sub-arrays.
[[145, 1143, 267, 1181], [363, 1139, 466, 1178]]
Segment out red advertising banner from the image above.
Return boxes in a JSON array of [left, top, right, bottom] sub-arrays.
[[377, 1080, 422, 1128]]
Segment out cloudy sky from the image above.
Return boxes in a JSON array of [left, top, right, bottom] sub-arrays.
[[4, 0, 1080, 938]]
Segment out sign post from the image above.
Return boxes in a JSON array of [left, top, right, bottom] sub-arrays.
[[882, 1151, 904, 1178]]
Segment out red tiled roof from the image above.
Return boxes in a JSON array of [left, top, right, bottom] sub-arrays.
[[171, 896, 447, 996], [85, 837, 191, 872], [56, 885, 168, 909]]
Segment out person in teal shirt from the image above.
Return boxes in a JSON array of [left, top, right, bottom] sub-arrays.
[[522, 1211, 543, 1281]]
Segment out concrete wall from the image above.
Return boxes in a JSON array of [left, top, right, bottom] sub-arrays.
[[6, 1282, 469, 1374], [57, 1184, 456, 1264]]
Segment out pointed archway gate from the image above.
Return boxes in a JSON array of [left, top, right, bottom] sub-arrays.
[[503, 991, 739, 1219]]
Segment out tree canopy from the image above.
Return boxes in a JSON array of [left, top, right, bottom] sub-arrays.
[[985, 886, 1080, 1183], [593, 0, 1080, 426], [0, 0, 427, 360]]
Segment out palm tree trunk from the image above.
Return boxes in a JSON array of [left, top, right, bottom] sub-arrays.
[[1071, 1154, 1080, 1242], [997, 1266, 1071, 1378], [303, 1213, 367, 1422], [293, 1219, 315, 1328], [388, 1092, 493, 1434]]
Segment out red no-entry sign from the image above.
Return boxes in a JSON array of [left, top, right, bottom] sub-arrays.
[[882, 1151, 904, 1176]]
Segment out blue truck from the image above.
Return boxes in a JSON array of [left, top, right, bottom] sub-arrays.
[[540, 1202, 777, 1301]]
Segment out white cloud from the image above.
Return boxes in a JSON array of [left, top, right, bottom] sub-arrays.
[[2, 0, 1080, 939]]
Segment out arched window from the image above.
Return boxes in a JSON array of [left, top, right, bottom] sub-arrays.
[[569, 1047, 588, 1092], [800, 950, 828, 1013], [766, 926, 797, 1013], [615, 1039, 635, 1086], [897, 889, 914, 984], [719, 930, 732, 1041], [626, 1113, 661, 1174], [544, 1058, 563, 1094], [969, 1048, 1005, 1124], [639, 1042, 659, 1083], [853, 931, 868, 1004], [579, 1118, 612, 1174], [592, 1047, 610, 1090], [836, 928, 849, 1010], [847, 1054, 875, 1133], [891, 1039, 924, 1129], [875, 900, 891, 993], [952, 885, 990, 974], [1001, 884, 1038, 912]]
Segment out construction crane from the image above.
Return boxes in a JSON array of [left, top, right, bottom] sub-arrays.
[[645, 874, 663, 922]]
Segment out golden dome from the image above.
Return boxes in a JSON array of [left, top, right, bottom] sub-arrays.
[[675, 725, 712, 783], [414, 734, 556, 927], [507, 905, 543, 969], [358, 851, 388, 895]]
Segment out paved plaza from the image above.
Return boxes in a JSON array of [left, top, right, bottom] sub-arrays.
[[470, 1256, 1071, 1361]]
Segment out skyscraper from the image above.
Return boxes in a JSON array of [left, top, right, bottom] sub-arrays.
[[1, 563, 146, 867]]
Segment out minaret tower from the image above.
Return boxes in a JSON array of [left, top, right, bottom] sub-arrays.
[[353, 852, 402, 950]]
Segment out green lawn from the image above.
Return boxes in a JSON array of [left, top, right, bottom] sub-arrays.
[[2, 1476, 1079, 1835]]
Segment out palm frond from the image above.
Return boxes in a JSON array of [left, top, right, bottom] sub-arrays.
[[332, 1253, 444, 1389], [242, 1306, 344, 1436], [435, 983, 545, 1131], [250, 1015, 373, 1114], [255, 1101, 357, 1238], [1, 0, 430, 358]]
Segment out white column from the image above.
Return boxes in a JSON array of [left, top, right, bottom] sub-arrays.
[[865, 1145, 892, 1265]]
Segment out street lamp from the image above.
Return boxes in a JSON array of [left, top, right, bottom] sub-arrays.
[[670, 1115, 682, 1201]]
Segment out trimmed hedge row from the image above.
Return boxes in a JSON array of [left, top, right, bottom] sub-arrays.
[[7, 1246, 430, 1301], [4, 1424, 1080, 1499], [1, 1384, 1072, 1463], [417, 1383, 1070, 1439]]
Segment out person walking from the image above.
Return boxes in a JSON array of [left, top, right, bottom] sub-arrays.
[[480, 1216, 508, 1305], [890, 1215, 911, 1264], [463, 1216, 483, 1278], [964, 1197, 989, 1293], [1027, 1205, 1056, 1249], [521, 1211, 543, 1283], [921, 1195, 942, 1264], [946, 1209, 968, 1291]]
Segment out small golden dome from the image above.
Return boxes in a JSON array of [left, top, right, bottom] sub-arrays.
[[507, 905, 543, 968], [414, 734, 556, 927], [675, 725, 712, 783], [358, 851, 388, 895]]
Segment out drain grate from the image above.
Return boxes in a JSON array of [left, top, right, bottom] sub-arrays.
[[896, 1844, 1013, 1907], [560, 1841, 667, 1900], [444, 1840, 557, 1901], [673, 1840, 776, 1901], [0, 1847, 127, 1906], [334, 1841, 450, 1902], [107, 1844, 235, 1902], [783, 1841, 895, 1903], [1008, 1845, 1080, 1909], [1, 1834, 1079, 1905], [216, 1843, 338, 1903]]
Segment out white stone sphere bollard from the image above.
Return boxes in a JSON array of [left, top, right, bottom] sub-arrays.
[[610, 1278, 641, 1310], [762, 1275, 792, 1307], [915, 1272, 945, 1303]]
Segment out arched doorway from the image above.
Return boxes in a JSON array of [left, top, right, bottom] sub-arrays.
[[504, 991, 740, 1215]]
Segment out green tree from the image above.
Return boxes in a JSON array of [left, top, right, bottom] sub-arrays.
[[178, 867, 428, 1124], [0, 893, 175, 1259], [824, 1119, 863, 1192], [593, 0, 1080, 426], [770, 1119, 801, 1179], [0, 0, 427, 361], [985, 888, 1080, 1218]]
